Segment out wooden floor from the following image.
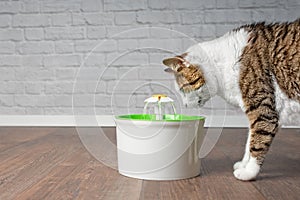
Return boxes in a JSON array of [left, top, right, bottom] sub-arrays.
[[0, 127, 299, 200]]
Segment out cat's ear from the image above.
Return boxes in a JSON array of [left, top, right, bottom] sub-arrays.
[[162, 57, 185, 72]]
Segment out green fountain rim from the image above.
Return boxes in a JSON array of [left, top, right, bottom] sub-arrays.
[[115, 114, 205, 122]]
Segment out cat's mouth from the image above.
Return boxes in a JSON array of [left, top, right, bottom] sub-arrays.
[[184, 101, 204, 108], [183, 96, 206, 108]]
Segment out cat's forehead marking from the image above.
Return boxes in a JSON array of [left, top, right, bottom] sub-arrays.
[[175, 64, 206, 93]]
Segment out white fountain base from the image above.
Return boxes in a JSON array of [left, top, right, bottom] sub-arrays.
[[115, 115, 205, 180]]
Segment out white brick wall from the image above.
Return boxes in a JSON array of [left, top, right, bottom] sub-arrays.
[[0, 0, 298, 115]]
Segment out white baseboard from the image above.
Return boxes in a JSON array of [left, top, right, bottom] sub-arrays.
[[0, 115, 298, 128]]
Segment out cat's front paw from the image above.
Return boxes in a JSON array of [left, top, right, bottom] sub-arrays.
[[233, 161, 247, 170], [234, 168, 259, 181], [233, 157, 260, 181]]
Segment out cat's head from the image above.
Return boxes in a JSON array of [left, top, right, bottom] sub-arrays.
[[163, 54, 212, 107]]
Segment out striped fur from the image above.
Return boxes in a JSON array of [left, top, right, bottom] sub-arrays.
[[239, 19, 300, 165]]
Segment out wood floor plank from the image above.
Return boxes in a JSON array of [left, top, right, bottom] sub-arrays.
[[42, 152, 142, 200], [98, 174, 142, 200], [0, 127, 54, 152], [0, 128, 81, 200], [139, 181, 162, 199], [0, 128, 76, 177], [0, 127, 298, 200], [14, 128, 142, 200], [15, 149, 95, 199]]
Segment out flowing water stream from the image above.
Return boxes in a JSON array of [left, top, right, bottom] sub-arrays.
[[143, 100, 177, 120]]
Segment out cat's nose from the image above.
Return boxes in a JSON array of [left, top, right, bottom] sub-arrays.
[[198, 98, 202, 105]]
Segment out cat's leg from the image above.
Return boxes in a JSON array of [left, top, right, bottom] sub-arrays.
[[235, 61, 279, 181], [233, 105, 279, 181], [233, 130, 260, 181], [233, 130, 251, 170]]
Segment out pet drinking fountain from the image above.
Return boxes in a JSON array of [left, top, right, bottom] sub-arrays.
[[114, 94, 205, 180]]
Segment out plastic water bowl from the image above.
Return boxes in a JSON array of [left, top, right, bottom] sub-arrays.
[[114, 114, 205, 180]]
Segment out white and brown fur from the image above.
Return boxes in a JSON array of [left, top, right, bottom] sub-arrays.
[[163, 19, 300, 181]]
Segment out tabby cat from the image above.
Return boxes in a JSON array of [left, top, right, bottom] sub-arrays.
[[163, 19, 300, 181]]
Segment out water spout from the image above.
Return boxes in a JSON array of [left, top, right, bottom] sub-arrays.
[[143, 94, 176, 120], [157, 102, 162, 120]]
